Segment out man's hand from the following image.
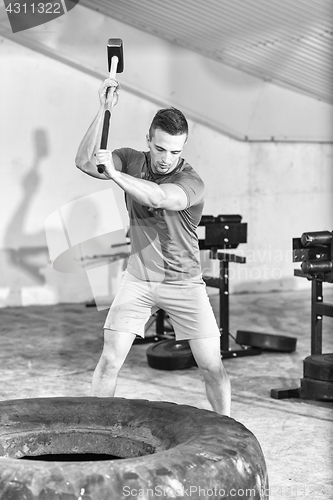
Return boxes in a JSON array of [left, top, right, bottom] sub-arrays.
[[95, 149, 120, 179], [98, 78, 120, 109]]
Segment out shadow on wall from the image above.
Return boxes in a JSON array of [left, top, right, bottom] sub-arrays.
[[3, 129, 50, 306], [2, 129, 129, 308]]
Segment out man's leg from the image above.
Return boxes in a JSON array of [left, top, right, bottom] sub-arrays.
[[92, 270, 155, 397], [188, 337, 231, 416], [91, 329, 136, 397]]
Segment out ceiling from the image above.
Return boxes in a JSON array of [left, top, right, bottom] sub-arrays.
[[80, 0, 333, 104]]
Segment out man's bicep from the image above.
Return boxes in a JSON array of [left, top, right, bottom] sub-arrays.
[[159, 184, 188, 211], [174, 176, 204, 207]]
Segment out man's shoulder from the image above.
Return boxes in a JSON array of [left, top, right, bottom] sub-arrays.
[[171, 159, 205, 208], [177, 160, 204, 184], [113, 148, 146, 174], [182, 160, 200, 174]]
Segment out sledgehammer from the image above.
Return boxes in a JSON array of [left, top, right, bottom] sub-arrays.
[[97, 38, 124, 174]]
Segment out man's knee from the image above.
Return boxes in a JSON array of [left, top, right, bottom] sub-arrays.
[[188, 338, 223, 374], [101, 329, 135, 371], [198, 359, 230, 387], [200, 362, 224, 380], [98, 350, 120, 375]]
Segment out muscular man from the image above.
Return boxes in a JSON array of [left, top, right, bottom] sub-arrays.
[[75, 78, 231, 415]]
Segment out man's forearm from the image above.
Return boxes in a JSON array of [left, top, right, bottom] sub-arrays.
[[109, 170, 165, 208], [75, 105, 106, 177]]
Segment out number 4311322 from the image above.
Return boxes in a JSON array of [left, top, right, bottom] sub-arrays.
[[5, 3, 62, 14]]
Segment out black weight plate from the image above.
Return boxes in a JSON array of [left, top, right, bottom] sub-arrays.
[[303, 354, 333, 382], [236, 330, 297, 353], [133, 335, 160, 345], [300, 377, 333, 401], [146, 340, 197, 370]]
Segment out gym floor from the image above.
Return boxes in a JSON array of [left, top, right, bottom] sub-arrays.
[[0, 285, 332, 499]]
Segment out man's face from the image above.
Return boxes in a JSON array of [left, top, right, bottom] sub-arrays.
[[146, 128, 187, 175]]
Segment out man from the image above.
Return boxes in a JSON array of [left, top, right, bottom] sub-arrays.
[[75, 78, 231, 415]]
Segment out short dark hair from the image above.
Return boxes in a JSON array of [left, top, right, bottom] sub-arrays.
[[149, 107, 188, 139]]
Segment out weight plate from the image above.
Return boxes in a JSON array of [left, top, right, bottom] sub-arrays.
[[133, 335, 160, 345], [236, 330, 297, 353], [303, 354, 333, 382], [146, 340, 197, 370], [300, 377, 333, 401]]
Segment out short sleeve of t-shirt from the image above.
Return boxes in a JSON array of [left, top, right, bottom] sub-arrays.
[[113, 148, 143, 175], [172, 165, 205, 208]]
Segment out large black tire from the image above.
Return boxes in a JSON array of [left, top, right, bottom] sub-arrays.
[[0, 397, 269, 500]]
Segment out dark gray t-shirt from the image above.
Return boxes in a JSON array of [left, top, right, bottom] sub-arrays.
[[114, 148, 205, 282]]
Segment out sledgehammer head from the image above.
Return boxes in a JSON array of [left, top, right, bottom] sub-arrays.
[[107, 38, 124, 74]]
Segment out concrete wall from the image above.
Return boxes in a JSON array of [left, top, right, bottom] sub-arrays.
[[1, 36, 332, 307], [2, 3, 332, 142]]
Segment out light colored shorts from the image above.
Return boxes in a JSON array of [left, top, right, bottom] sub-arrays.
[[104, 271, 221, 340]]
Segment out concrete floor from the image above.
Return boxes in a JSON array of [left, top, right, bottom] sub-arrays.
[[0, 285, 332, 499]]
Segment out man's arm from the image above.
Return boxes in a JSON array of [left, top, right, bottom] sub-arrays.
[[75, 79, 121, 179], [96, 149, 188, 211]]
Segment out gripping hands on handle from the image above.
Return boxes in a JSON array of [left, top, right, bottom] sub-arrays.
[[75, 78, 120, 176], [95, 149, 119, 179], [99, 78, 120, 110]]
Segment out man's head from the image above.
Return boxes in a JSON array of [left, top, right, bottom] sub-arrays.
[[148, 107, 188, 139], [147, 108, 188, 175]]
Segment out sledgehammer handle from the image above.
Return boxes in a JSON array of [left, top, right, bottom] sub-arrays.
[[97, 55, 119, 174], [109, 55, 119, 79]]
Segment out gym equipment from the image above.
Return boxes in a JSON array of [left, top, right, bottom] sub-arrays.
[[303, 354, 333, 382], [97, 38, 124, 174], [146, 340, 196, 370], [198, 213, 247, 251], [0, 397, 269, 499], [300, 377, 333, 401], [236, 330, 297, 353], [198, 215, 295, 357], [300, 354, 333, 401], [294, 230, 333, 353], [271, 230, 333, 401], [199, 214, 262, 359], [297, 230, 333, 282]]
